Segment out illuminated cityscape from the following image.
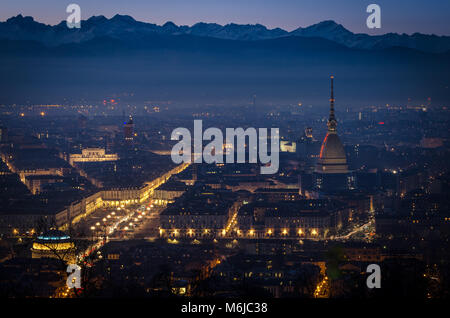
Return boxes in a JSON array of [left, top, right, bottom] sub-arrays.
[[0, 1, 449, 309]]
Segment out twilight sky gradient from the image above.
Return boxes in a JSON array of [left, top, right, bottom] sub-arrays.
[[1, 0, 449, 35]]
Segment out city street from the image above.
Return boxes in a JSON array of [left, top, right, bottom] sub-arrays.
[[74, 201, 162, 261]]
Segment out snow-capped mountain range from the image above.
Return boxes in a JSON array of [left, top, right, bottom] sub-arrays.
[[1, 14, 449, 53]]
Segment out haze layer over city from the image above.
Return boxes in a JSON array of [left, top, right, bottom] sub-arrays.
[[0, 0, 449, 306]]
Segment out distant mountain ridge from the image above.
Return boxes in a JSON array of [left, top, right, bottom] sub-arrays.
[[1, 14, 450, 53]]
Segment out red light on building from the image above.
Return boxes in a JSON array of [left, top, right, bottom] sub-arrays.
[[378, 121, 385, 125]]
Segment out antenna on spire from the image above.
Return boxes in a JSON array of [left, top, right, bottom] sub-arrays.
[[330, 75, 335, 120], [327, 75, 337, 132]]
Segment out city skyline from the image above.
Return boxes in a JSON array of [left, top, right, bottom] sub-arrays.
[[0, 0, 449, 304]]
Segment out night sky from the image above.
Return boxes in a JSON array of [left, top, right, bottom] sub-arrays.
[[1, 0, 449, 35]]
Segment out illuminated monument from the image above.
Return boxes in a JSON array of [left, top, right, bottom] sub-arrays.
[[31, 229, 75, 262], [314, 76, 353, 191], [69, 148, 118, 166]]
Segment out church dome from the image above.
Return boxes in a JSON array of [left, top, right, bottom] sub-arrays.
[[32, 230, 74, 252], [316, 132, 348, 173], [319, 133, 346, 160]]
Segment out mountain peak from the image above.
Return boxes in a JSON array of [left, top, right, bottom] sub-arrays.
[[316, 20, 339, 26], [162, 21, 179, 32], [87, 15, 108, 23], [163, 21, 177, 27], [6, 14, 35, 24], [111, 14, 135, 23], [291, 20, 353, 42], [308, 20, 349, 32]]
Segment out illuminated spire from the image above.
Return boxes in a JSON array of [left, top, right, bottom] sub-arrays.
[[327, 75, 337, 133]]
